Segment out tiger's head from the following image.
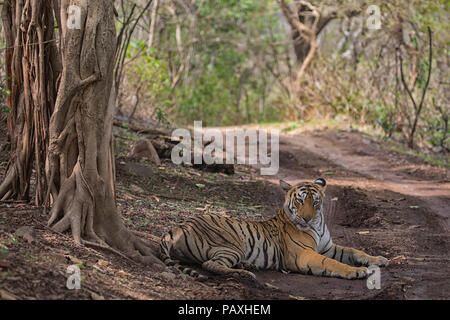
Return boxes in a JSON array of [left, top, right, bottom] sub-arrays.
[[279, 178, 326, 230]]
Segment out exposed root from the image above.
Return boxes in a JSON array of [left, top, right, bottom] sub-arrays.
[[49, 208, 164, 268], [81, 240, 138, 265], [132, 230, 160, 244], [0, 167, 16, 201], [47, 162, 164, 269]]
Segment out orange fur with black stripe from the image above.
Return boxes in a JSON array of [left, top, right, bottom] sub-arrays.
[[159, 178, 388, 280]]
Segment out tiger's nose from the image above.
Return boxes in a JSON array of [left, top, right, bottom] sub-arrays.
[[303, 216, 311, 223]]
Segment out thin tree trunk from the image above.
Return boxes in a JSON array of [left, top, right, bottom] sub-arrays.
[[129, 85, 142, 120], [398, 27, 433, 149], [148, 0, 159, 49]]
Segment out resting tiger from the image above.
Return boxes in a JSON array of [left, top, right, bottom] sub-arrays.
[[159, 178, 388, 280]]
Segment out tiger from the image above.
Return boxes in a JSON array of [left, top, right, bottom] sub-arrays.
[[159, 178, 389, 280]]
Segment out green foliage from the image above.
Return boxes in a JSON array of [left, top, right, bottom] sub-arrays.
[[282, 121, 304, 133], [75, 263, 86, 270], [0, 105, 10, 114], [117, 0, 448, 154], [120, 0, 283, 126], [0, 83, 10, 113], [425, 117, 449, 147], [167, 0, 283, 125], [0, 246, 8, 258], [126, 43, 170, 99], [374, 104, 395, 136]]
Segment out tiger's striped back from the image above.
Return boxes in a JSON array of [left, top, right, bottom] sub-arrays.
[[160, 214, 285, 272]]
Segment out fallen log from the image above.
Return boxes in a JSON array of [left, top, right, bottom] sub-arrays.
[[113, 119, 171, 137], [117, 118, 235, 175]]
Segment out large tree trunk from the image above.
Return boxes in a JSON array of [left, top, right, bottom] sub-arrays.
[[46, 0, 162, 267], [0, 0, 60, 204]]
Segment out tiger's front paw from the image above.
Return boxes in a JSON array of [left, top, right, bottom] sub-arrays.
[[355, 254, 389, 267], [369, 256, 389, 267], [343, 267, 368, 280]]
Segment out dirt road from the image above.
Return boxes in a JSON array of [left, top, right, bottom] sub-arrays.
[[253, 128, 450, 299], [1, 123, 449, 300]]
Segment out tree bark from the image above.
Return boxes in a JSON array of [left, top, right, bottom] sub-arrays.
[[292, 8, 336, 65], [46, 0, 162, 267], [147, 0, 160, 49], [0, 0, 60, 204]]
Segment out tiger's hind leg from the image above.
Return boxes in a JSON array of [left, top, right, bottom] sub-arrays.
[[236, 261, 258, 272], [159, 230, 208, 281], [202, 251, 256, 281]]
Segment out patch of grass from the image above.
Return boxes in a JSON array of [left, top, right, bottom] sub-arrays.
[[0, 212, 6, 224], [345, 123, 450, 169], [138, 217, 151, 227], [382, 140, 450, 168], [2, 270, 13, 277], [281, 122, 304, 133], [7, 235, 18, 245], [0, 246, 9, 258], [76, 263, 86, 270], [278, 118, 350, 135]]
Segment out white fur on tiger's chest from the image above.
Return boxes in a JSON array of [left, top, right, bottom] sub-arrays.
[[316, 225, 333, 253]]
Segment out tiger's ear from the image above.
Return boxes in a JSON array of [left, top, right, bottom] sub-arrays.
[[314, 178, 326, 189], [279, 180, 292, 192]]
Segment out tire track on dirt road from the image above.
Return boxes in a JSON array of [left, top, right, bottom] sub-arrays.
[[263, 130, 449, 299], [285, 131, 450, 232], [207, 126, 449, 299]]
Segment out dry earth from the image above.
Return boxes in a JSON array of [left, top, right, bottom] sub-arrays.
[[0, 120, 449, 300]]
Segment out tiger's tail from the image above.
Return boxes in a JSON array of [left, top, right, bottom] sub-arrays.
[[159, 231, 207, 281]]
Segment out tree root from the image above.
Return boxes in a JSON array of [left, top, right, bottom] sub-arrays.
[[81, 239, 138, 265], [47, 162, 164, 269], [0, 167, 14, 201]]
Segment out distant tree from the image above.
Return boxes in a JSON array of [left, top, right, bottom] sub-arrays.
[[398, 27, 433, 149], [278, 0, 322, 83], [290, 2, 337, 65]]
